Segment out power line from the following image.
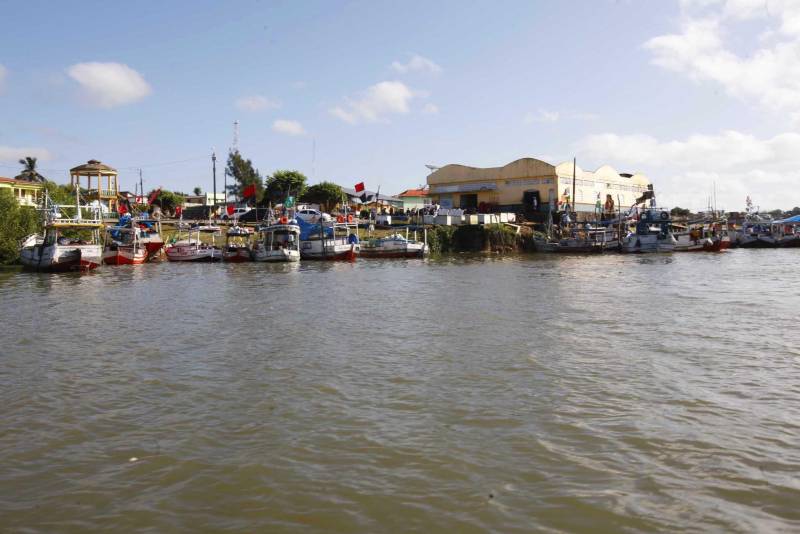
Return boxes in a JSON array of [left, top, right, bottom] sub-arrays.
[[1, 154, 209, 175]]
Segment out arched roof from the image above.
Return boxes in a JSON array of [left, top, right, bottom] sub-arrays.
[[70, 159, 118, 175], [428, 157, 555, 185]]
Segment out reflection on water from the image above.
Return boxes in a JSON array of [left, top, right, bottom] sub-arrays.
[[2, 250, 800, 533]]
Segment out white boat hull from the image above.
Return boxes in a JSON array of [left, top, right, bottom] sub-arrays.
[[165, 244, 221, 262], [360, 240, 428, 258], [621, 234, 676, 253], [21, 243, 102, 271], [300, 240, 359, 260], [252, 247, 300, 262]]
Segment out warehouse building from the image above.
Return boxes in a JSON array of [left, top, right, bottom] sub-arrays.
[[426, 157, 651, 214]]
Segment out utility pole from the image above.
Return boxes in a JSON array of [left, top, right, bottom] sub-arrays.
[[572, 157, 577, 219], [212, 148, 217, 219], [139, 169, 143, 203]]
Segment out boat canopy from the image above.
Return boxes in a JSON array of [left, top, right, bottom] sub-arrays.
[[772, 215, 800, 224], [294, 215, 334, 240]]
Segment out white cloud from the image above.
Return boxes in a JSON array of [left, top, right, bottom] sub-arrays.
[[524, 109, 598, 124], [329, 81, 416, 124], [576, 130, 800, 210], [645, 1, 800, 117], [525, 109, 560, 123], [272, 119, 306, 136], [235, 95, 281, 112], [391, 54, 442, 74], [0, 64, 7, 93], [66, 62, 151, 108], [0, 145, 52, 162], [422, 103, 439, 114]]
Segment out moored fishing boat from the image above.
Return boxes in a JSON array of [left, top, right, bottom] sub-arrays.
[[102, 224, 147, 265], [252, 217, 301, 262], [134, 218, 164, 258], [297, 214, 360, 261], [674, 221, 731, 252], [620, 208, 677, 253], [222, 225, 253, 262], [770, 215, 800, 247], [360, 228, 428, 258], [165, 227, 221, 262], [620, 187, 676, 253], [20, 188, 103, 272], [735, 221, 776, 248], [536, 224, 619, 253]]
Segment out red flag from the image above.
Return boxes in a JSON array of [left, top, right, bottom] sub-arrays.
[[354, 182, 365, 193], [227, 204, 235, 216], [243, 184, 256, 198], [175, 206, 182, 217], [118, 203, 128, 215], [147, 188, 161, 205]]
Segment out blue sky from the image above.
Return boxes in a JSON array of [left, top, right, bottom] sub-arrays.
[[2, 0, 800, 210]]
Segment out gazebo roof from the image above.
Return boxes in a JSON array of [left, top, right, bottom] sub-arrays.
[[70, 159, 118, 175]]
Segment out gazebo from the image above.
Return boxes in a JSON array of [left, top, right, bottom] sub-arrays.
[[70, 159, 119, 213]]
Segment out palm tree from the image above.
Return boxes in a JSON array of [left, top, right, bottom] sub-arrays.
[[16, 157, 45, 182]]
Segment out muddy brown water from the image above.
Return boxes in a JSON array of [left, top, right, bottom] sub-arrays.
[[1, 251, 799, 532]]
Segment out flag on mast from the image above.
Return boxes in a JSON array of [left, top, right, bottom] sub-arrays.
[[354, 182, 365, 193]]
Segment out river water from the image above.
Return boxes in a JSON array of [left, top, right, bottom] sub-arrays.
[[1, 250, 799, 533]]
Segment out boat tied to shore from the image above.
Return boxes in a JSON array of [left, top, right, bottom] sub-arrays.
[[221, 225, 253, 262], [252, 217, 301, 262], [102, 214, 164, 265], [360, 227, 429, 258], [620, 188, 677, 253], [297, 214, 360, 261], [20, 187, 103, 272], [674, 220, 731, 252], [165, 227, 221, 262]]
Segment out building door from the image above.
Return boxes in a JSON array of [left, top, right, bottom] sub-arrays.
[[523, 190, 541, 211], [460, 193, 478, 209]]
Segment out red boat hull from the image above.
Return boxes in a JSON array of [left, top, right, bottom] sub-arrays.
[[222, 248, 252, 262]]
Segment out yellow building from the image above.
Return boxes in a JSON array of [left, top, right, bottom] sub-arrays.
[[427, 157, 651, 214], [0, 176, 44, 207]]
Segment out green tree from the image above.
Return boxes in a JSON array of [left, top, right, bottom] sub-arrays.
[[301, 181, 344, 212], [16, 156, 46, 182], [0, 190, 40, 264], [193, 186, 202, 196], [670, 206, 691, 218], [225, 151, 263, 202], [768, 208, 784, 218], [263, 170, 308, 205], [148, 189, 184, 215]]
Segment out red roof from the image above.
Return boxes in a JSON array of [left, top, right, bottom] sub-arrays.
[[397, 188, 428, 197]]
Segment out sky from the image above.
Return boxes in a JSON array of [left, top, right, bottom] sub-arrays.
[[2, 0, 800, 211]]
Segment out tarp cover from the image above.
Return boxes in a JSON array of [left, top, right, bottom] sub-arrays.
[[772, 214, 800, 224], [294, 215, 334, 240]]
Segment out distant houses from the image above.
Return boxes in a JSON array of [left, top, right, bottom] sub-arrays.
[[0, 176, 44, 207]]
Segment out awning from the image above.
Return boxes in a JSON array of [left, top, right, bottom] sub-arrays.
[[772, 214, 800, 224]]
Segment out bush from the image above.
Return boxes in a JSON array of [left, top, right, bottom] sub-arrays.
[[0, 190, 41, 264]]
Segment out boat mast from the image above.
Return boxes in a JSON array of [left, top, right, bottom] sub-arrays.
[[572, 157, 577, 222], [74, 183, 81, 221]]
